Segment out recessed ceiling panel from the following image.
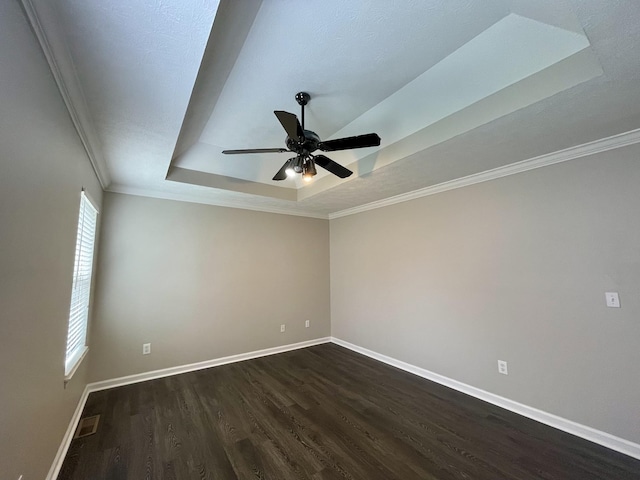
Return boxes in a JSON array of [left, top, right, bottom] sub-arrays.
[[318, 13, 594, 169], [176, 3, 600, 198], [200, 0, 508, 148]]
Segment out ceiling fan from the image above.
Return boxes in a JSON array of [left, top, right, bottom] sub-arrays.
[[222, 92, 381, 182]]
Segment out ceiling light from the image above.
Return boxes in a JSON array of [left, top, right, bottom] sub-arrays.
[[285, 158, 296, 177], [302, 158, 317, 182], [293, 156, 304, 173]]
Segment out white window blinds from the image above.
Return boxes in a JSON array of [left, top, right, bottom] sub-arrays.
[[65, 191, 98, 377]]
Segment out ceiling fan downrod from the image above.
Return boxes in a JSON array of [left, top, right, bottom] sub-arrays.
[[295, 91, 310, 131]]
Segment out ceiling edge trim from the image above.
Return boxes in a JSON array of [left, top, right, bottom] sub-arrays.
[[106, 184, 329, 220], [19, 0, 111, 189], [329, 127, 640, 220], [170, 0, 263, 162], [167, 166, 297, 201]]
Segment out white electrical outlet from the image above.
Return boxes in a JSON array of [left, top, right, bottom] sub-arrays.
[[498, 360, 508, 375], [605, 292, 620, 308], [305, 320, 310, 328], [280, 324, 286, 333], [143, 343, 151, 355]]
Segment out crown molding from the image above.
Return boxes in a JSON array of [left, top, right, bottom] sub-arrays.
[[107, 184, 330, 219], [109, 127, 640, 221], [329, 127, 640, 219], [19, 0, 111, 189]]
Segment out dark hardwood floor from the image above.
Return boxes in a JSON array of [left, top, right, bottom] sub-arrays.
[[59, 343, 640, 479]]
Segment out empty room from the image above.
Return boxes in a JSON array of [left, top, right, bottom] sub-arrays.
[[2, 0, 640, 479]]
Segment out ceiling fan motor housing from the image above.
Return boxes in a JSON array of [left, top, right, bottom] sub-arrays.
[[286, 129, 320, 155]]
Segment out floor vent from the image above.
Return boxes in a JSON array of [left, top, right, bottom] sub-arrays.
[[74, 414, 100, 439]]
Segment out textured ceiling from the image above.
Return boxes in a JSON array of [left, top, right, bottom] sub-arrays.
[[24, 0, 640, 217]]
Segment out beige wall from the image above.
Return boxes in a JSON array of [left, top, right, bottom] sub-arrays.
[[0, 2, 103, 479], [89, 193, 330, 382], [330, 146, 640, 444], [3, 1, 638, 473]]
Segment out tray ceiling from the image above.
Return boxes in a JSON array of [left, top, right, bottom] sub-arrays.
[[22, 0, 640, 217]]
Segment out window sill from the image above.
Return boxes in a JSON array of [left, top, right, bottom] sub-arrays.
[[64, 346, 89, 384]]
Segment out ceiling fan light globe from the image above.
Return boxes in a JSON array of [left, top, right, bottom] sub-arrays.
[[285, 167, 295, 177], [292, 156, 304, 173]]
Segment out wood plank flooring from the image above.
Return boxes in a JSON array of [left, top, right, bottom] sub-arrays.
[[58, 343, 640, 479]]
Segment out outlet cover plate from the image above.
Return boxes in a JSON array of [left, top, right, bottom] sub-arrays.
[[498, 360, 508, 375]]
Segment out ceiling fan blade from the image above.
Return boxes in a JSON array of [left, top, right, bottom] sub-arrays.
[[272, 158, 293, 181], [314, 155, 352, 178], [222, 148, 289, 154], [274, 110, 304, 139], [318, 133, 381, 152]]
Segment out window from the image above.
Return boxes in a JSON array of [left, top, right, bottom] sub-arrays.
[[65, 190, 98, 379]]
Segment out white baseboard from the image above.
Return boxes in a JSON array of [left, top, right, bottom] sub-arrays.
[[331, 337, 640, 461], [47, 337, 330, 479], [46, 385, 90, 480], [88, 337, 331, 392], [48, 335, 639, 480]]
